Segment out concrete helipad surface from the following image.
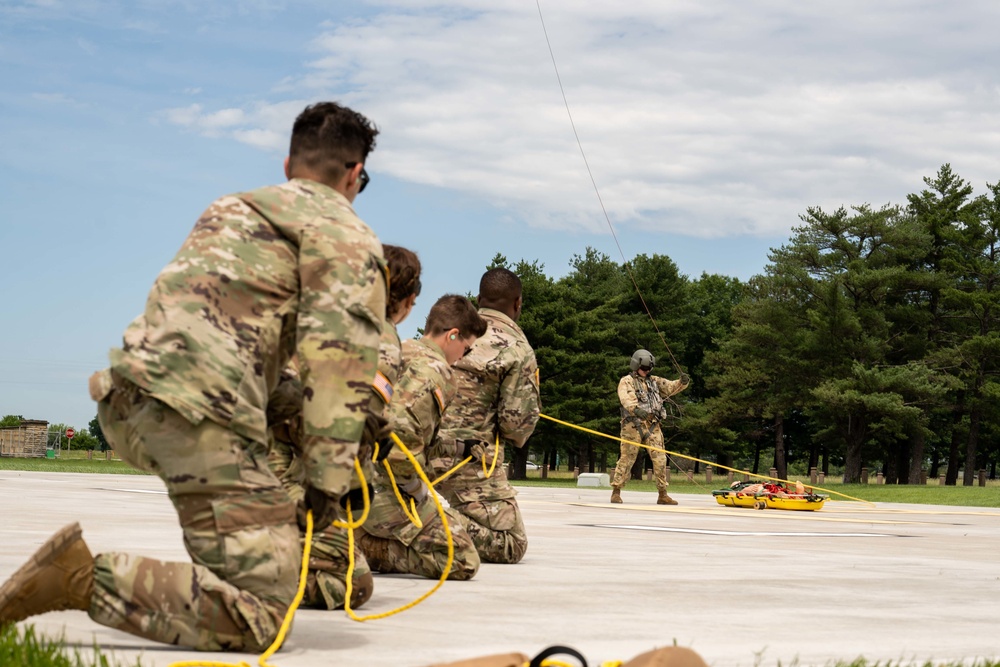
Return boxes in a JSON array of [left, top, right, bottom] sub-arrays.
[[2, 470, 999, 667]]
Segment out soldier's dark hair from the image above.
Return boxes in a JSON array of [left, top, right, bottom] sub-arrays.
[[478, 268, 522, 311], [383, 244, 422, 319], [288, 102, 379, 186], [425, 295, 488, 339]]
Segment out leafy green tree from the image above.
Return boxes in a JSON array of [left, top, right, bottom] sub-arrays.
[[0, 415, 24, 428], [90, 416, 110, 452]]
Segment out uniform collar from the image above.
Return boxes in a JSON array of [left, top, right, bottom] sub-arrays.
[[285, 178, 354, 210], [419, 337, 447, 362], [480, 307, 522, 334]]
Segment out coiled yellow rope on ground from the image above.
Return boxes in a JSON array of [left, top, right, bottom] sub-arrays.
[[539, 413, 874, 506]]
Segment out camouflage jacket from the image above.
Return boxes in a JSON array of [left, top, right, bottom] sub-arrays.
[[370, 318, 403, 417], [384, 338, 455, 485], [618, 372, 688, 423], [109, 179, 386, 496], [433, 309, 540, 494]]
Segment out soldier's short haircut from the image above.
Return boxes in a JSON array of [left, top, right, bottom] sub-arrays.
[[288, 102, 379, 186], [478, 268, 522, 310], [424, 295, 488, 339], [383, 244, 422, 318]]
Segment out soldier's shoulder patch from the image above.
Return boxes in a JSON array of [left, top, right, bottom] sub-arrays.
[[372, 370, 394, 404], [432, 386, 445, 413]]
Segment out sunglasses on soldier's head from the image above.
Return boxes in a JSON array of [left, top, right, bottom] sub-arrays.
[[345, 162, 370, 193]]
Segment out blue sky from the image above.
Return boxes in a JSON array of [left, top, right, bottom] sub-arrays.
[[3, 0, 1000, 432]]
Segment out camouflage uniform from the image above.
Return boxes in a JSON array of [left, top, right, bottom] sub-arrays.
[[265, 361, 370, 612], [432, 308, 540, 564], [611, 372, 688, 490], [91, 179, 386, 651], [359, 338, 480, 580], [262, 318, 401, 610], [371, 318, 403, 417]]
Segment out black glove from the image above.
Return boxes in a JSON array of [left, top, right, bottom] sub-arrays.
[[373, 435, 394, 463], [459, 439, 487, 461], [339, 484, 374, 523], [361, 411, 391, 449], [360, 411, 393, 462], [680, 372, 691, 385], [633, 407, 650, 419], [304, 485, 340, 529]]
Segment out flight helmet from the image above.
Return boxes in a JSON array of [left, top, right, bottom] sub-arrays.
[[629, 349, 655, 372]]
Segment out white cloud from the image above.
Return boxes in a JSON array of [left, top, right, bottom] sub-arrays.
[[160, 0, 1000, 238]]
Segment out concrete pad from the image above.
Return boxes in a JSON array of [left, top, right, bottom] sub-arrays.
[[576, 472, 610, 488], [2, 471, 999, 667]]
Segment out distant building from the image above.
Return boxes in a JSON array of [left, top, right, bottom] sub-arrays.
[[0, 420, 50, 458]]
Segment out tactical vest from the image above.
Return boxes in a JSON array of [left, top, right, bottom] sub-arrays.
[[621, 373, 666, 421]]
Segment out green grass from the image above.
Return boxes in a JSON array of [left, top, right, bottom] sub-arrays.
[[0, 449, 148, 475], [0, 623, 146, 667], [513, 471, 1000, 507], [2, 454, 996, 505]]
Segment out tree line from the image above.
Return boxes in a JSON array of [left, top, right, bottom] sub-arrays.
[[4, 164, 997, 485], [504, 164, 999, 486]]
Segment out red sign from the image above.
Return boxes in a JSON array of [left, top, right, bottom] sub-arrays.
[[65, 428, 75, 439]]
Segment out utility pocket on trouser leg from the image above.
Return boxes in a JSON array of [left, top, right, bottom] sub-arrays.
[[95, 373, 158, 473]]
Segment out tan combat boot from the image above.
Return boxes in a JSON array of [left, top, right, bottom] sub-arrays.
[[621, 646, 709, 667], [657, 488, 678, 505], [0, 522, 95, 626], [355, 531, 392, 573], [610, 486, 623, 503]]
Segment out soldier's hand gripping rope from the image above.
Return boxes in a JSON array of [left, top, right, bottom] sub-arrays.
[[361, 411, 394, 463]]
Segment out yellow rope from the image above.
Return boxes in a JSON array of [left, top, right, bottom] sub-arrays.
[[343, 431, 454, 621], [539, 413, 874, 506], [430, 455, 472, 488], [481, 433, 501, 478], [332, 458, 372, 530], [427, 434, 501, 489], [168, 506, 317, 667], [381, 458, 423, 529]]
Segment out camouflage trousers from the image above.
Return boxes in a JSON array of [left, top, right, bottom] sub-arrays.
[[267, 438, 372, 610], [611, 419, 668, 490], [95, 377, 301, 652], [358, 481, 480, 580], [447, 497, 528, 564], [432, 449, 528, 564]]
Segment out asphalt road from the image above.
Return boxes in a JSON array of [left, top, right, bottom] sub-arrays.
[[2, 471, 998, 667]]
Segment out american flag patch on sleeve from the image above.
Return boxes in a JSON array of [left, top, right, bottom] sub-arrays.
[[372, 371, 394, 404]]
